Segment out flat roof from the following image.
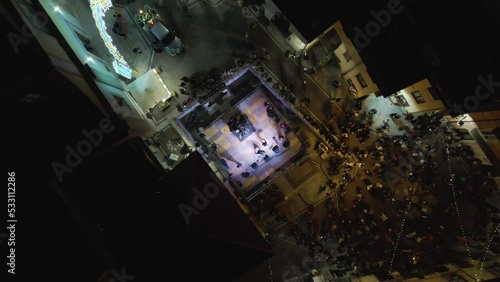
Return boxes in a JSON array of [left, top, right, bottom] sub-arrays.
[[63, 139, 273, 281], [127, 68, 172, 112], [272, 0, 344, 42], [202, 88, 302, 191]]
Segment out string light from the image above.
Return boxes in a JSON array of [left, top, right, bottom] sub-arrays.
[[478, 223, 499, 279], [265, 233, 311, 281], [386, 134, 496, 281], [268, 259, 274, 282], [264, 135, 495, 281], [446, 150, 480, 281], [388, 138, 440, 276], [387, 148, 428, 276], [90, 0, 132, 79]]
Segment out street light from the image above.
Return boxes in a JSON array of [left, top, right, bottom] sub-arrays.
[[303, 44, 309, 60], [456, 114, 470, 126]]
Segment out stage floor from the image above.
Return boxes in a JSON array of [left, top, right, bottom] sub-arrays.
[[203, 89, 302, 191]]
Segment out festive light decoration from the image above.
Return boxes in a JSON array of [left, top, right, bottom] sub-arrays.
[[268, 259, 274, 282], [90, 0, 132, 79], [264, 133, 496, 281], [387, 152, 426, 277], [446, 152, 480, 281], [479, 223, 499, 279]]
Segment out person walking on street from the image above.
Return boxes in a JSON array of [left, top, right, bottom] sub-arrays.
[[133, 47, 142, 54]]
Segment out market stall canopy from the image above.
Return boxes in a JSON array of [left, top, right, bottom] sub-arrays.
[[127, 68, 172, 113]]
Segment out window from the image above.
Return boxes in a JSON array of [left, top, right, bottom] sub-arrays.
[[395, 95, 409, 107], [355, 73, 368, 88], [427, 87, 440, 100], [346, 79, 358, 95], [481, 131, 498, 140], [411, 91, 425, 104], [343, 51, 352, 62], [346, 79, 356, 90]]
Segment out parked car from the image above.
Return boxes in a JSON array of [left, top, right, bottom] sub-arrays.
[[149, 21, 184, 56]]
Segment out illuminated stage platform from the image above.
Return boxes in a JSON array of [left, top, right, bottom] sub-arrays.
[[202, 89, 302, 191]]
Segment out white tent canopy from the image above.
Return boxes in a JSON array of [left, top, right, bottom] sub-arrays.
[[127, 69, 172, 113]]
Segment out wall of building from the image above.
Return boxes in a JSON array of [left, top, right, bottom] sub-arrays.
[[9, 0, 126, 117], [35, 31, 115, 114], [40, 0, 88, 61], [342, 66, 379, 98], [261, 0, 308, 44], [96, 81, 154, 135], [449, 111, 500, 164], [38, 0, 122, 86], [333, 21, 379, 98], [11, 0, 151, 136], [467, 110, 500, 132], [395, 78, 445, 114], [468, 111, 500, 164], [333, 22, 362, 73]]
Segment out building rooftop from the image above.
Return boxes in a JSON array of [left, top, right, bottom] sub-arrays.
[[177, 67, 306, 193], [63, 139, 273, 281], [273, 0, 500, 107], [2, 13, 272, 280], [272, 0, 342, 42]]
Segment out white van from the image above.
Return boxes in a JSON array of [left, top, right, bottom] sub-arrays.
[[150, 21, 184, 56]]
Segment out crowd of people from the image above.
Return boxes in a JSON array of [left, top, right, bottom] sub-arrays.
[[259, 101, 499, 279]]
